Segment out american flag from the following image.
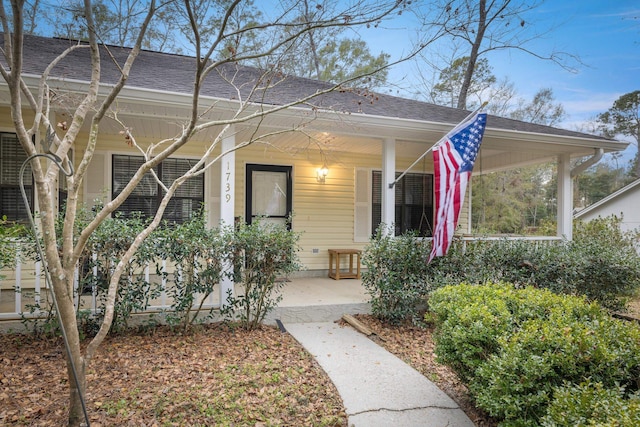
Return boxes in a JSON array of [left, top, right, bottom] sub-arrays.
[[428, 111, 487, 263]]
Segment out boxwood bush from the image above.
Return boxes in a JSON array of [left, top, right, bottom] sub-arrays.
[[428, 283, 603, 383], [542, 381, 640, 427], [429, 283, 640, 426]]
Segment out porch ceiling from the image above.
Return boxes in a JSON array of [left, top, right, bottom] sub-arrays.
[[72, 96, 623, 173], [2, 82, 627, 173]]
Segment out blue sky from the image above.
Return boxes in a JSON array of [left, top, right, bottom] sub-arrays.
[[357, 0, 639, 158], [489, 1, 639, 127]]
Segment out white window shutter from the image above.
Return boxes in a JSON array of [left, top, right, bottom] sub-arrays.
[[208, 160, 221, 227], [354, 168, 371, 242]]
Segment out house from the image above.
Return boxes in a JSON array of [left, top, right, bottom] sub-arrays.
[[574, 178, 640, 234], [0, 33, 628, 317]]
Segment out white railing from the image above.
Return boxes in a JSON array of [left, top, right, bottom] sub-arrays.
[[460, 234, 563, 245], [453, 235, 563, 255], [0, 251, 221, 321], [1, 235, 564, 320]]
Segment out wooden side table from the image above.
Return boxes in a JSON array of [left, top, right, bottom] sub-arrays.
[[328, 249, 362, 280]]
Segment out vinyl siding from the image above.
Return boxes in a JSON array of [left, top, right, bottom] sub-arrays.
[[1, 109, 471, 274]]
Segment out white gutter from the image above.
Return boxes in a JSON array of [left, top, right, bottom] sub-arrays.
[[570, 148, 604, 178]]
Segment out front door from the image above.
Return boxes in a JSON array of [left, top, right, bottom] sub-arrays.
[[245, 164, 292, 228]]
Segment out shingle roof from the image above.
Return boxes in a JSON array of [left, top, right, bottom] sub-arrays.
[[2, 33, 612, 142]]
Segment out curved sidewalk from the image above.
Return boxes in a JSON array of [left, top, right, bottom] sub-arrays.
[[285, 321, 475, 427]]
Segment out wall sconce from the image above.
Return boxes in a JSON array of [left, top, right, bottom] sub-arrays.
[[316, 163, 329, 183]]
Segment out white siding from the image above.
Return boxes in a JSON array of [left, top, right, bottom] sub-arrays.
[[576, 184, 640, 234]]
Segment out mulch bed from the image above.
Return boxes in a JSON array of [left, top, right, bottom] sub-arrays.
[[1, 316, 500, 426], [0, 324, 347, 426]]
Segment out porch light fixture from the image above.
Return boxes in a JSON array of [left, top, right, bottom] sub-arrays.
[[316, 163, 329, 183]]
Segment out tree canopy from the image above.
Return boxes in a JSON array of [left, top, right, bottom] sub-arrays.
[[597, 90, 640, 177], [416, 0, 579, 109]]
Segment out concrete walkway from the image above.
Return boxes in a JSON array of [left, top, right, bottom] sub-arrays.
[[285, 321, 475, 427]]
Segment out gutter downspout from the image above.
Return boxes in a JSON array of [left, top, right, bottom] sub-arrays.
[[571, 148, 604, 178]]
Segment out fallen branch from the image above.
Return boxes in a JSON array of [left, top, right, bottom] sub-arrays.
[[342, 314, 387, 342]]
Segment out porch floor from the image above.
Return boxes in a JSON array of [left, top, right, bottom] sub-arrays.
[[268, 277, 370, 324], [0, 276, 371, 329]]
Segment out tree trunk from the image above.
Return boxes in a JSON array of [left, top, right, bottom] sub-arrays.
[[457, 0, 487, 110], [52, 269, 87, 426], [66, 355, 87, 427], [303, 0, 322, 80], [39, 183, 87, 426], [61, 293, 86, 427]]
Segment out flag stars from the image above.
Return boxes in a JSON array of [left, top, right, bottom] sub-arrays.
[[429, 112, 488, 263]]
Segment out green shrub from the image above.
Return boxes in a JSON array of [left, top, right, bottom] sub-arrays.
[[362, 228, 432, 324], [542, 381, 640, 427], [438, 216, 640, 311], [428, 283, 604, 384], [154, 213, 227, 332], [0, 218, 20, 274], [363, 215, 640, 322], [473, 313, 640, 423], [19, 207, 303, 336], [18, 209, 161, 336], [221, 219, 301, 330], [80, 213, 161, 333], [430, 283, 640, 425], [567, 216, 640, 310], [427, 283, 513, 381]]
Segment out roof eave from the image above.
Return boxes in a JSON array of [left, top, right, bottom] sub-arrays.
[[9, 74, 628, 153]]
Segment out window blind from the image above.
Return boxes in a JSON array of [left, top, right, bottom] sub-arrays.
[[112, 154, 204, 223], [0, 133, 33, 221]]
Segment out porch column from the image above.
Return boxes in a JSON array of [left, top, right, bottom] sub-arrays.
[[219, 125, 236, 307], [557, 153, 573, 240], [382, 138, 396, 235]]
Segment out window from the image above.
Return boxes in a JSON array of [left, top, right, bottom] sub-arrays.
[[372, 170, 433, 237], [112, 155, 204, 223], [0, 132, 33, 222]]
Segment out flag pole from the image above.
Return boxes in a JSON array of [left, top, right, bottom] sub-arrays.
[[389, 102, 488, 189]]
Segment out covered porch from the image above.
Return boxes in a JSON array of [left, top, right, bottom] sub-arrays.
[[1, 34, 629, 331], [0, 274, 368, 331]]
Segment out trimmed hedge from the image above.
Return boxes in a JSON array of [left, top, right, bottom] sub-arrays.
[[429, 283, 640, 426], [542, 381, 640, 427], [363, 216, 640, 324]]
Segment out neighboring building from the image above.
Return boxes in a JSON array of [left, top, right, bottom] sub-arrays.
[[574, 178, 640, 234], [0, 33, 628, 280]]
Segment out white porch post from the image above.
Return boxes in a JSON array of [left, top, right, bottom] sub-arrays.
[[219, 126, 236, 307], [557, 153, 573, 240], [382, 138, 396, 235]]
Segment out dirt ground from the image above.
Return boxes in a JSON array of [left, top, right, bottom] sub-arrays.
[[0, 316, 497, 426]]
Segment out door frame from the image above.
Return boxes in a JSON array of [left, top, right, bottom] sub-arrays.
[[245, 163, 293, 229]]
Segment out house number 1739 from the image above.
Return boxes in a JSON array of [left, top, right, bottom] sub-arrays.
[[225, 161, 232, 203]]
